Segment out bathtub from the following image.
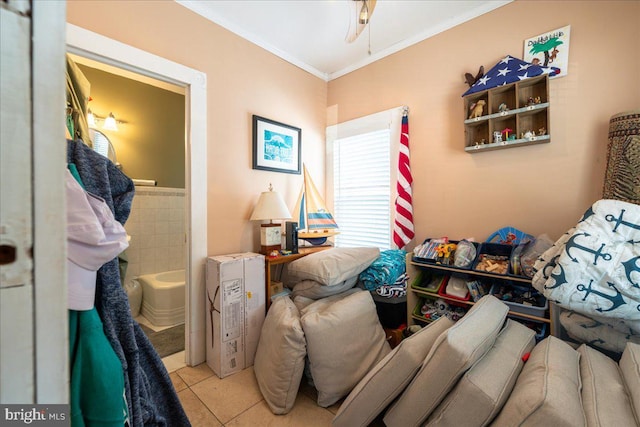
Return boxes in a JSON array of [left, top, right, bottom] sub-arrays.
[[138, 269, 185, 327]]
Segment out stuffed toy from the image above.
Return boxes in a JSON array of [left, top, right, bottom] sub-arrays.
[[468, 100, 486, 119]]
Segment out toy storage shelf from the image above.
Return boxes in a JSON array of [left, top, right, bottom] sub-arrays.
[[405, 253, 554, 331], [463, 75, 550, 153]]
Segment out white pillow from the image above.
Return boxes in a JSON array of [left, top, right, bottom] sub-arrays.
[[532, 200, 640, 324], [333, 316, 455, 427], [286, 247, 380, 286], [424, 319, 535, 426], [578, 344, 637, 426], [491, 336, 585, 427], [301, 290, 390, 407], [383, 295, 508, 427], [291, 276, 358, 300], [253, 296, 306, 415]]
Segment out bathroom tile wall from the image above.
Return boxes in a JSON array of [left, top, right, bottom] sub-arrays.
[[123, 186, 186, 285]]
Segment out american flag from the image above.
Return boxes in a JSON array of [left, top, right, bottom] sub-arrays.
[[462, 55, 560, 97], [393, 111, 414, 250]]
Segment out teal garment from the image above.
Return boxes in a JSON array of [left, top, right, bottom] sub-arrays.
[[69, 309, 129, 427], [67, 163, 84, 188]]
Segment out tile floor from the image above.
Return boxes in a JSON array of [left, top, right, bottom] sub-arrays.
[[163, 351, 341, 426]]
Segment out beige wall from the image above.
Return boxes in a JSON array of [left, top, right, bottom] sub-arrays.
[[67, 1, 328, 256], [77, 64, 186, 188], [68, 0, 639, 255], [329, 0, 640, 243]]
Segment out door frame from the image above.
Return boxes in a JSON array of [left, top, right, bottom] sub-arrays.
[[66, 24, 208, 365]]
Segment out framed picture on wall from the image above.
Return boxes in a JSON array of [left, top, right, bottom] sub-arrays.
[[524, 25, 571, 78], [252, 115, 301, 174]]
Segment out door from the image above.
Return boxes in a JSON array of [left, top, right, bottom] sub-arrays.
[[1, 0, 68, 402]]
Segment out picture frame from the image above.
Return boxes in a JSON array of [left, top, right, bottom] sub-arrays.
[[252, 115, 301, 174], [524, 25, 571, 78]]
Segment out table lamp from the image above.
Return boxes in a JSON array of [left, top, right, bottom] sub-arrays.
[[250, 184, 292, 255]]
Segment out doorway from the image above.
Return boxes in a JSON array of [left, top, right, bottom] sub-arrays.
[[66, 24, 208, 366]]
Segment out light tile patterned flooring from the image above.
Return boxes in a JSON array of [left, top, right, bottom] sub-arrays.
[[163, 352, 340, 426]]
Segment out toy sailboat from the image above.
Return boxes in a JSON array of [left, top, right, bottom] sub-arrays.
[[292, 165, 339, 245]]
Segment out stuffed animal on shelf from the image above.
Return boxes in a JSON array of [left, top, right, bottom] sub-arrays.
[[464, 66, 484, 87], [468, 100, 486, 119]]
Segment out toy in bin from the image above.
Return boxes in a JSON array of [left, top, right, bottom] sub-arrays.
[[453, 240, 476, 268], [435, 242, 457, 265], [466, 280, 489, 302], [492, 284, 542, 307], [421, 298, 466, 322], [444, 277, 470, 300], [486, 227, 533, 245], [475, 254, 509, 274]]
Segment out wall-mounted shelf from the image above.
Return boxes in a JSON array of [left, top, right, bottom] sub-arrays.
[[464, 75, 551, 153]]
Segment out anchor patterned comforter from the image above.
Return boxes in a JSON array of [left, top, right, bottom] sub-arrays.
[[532, 199, 640, 336]]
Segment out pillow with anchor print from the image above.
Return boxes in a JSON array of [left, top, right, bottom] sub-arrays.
[[532, 227, 574, 293], [539, 199, 640, 329], [560, 310, 640, 355]]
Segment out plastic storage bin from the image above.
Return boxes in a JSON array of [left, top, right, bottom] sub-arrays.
[[473, 243, 513, 275], [490, 283, 548, 317], [411, 271, 448, 294], [438, 276, 471, 301], [413, 239, 478, 269]]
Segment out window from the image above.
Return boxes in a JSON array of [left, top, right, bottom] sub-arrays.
[[327, 107, 404, 250]]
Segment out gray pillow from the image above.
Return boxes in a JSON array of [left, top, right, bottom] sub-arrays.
[[292, 288, 361, 313], [383, 295, 508, 427], [253, 296, 306, 415], [491, 336, 585, 427], [301, 290, 390, 407], [286, 247, 380, 286], [424, 319, 535, 426], [578, 344, 637, 426], [333, 316, 455, 427], [619, 342, 640, 421], [291, 276, 358, 299]]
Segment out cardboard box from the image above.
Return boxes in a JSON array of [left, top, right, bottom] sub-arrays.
[[206, 253, 265, 378], [242, 253, 266, 368]]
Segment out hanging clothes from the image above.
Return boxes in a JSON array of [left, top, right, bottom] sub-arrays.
[[67, 167, 130, 426], [67, 140, 190, 427], [66, 168, 129, 310], [69, 309, 129, 427], [66, 54, 92, 146]]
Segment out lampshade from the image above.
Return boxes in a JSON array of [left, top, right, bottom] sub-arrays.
[[103, 112, 118, 131], [250, 185, 292, 222], [87, 109, 96, 127]]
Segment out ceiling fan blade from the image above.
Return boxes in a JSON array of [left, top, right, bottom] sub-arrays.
[[345, 0, 377, 43]]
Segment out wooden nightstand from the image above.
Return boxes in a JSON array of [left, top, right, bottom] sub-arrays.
[[265, 245, 332, 310]]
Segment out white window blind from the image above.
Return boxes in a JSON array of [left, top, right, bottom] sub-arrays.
[[333, 129, 391, 249]]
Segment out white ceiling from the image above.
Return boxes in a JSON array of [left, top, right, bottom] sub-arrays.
[[176, 0, 512, 81]]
